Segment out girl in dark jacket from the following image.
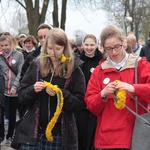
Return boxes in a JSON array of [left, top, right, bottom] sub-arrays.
[[18, 28, 86, 150], [76, 34, 103, 150]]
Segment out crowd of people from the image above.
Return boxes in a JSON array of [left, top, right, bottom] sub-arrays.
[[0, 23, 150, 150]]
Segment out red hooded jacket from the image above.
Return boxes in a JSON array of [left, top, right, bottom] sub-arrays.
[[85, 54, 150, 149]]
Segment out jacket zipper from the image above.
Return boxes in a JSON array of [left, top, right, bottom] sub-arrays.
[[48, 71, 54, 120]]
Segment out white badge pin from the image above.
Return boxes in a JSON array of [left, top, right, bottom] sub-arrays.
[[12, 59, 16, 64], [103, 78, 110, 85], [90, 67, 95, 73]]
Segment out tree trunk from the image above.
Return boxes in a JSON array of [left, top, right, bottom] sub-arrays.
[[24, 0, 49, 37], [60, 0, 67, 30], [53, 0, 59, 27], [135, 23, 139, 41]]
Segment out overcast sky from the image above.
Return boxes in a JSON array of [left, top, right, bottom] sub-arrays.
[[0, 1, 108, 40], [65, 9, 108, 39]]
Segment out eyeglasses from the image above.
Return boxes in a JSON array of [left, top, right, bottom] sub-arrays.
[[104, 44, 122, 52]]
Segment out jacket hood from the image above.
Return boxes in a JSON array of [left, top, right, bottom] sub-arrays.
[[100, 53, 141, 71]]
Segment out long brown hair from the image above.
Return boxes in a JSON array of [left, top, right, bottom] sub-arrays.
[[39, 28, 74, 78]]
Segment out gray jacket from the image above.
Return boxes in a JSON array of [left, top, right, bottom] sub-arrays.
[[0, 49, 24, 95]]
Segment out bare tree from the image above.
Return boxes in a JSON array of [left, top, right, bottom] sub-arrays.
[[53, 0, 59, 27], [11, 8, 28, 34], [60, 0, 67, 30], [0, 0, 102, 38], [100, 0, 150, 41], [15, 0, 50, 37]]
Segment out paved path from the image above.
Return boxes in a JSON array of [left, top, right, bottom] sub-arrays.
[[0, 113, 20, 150], [0, 125, 14, 150], [0, 140, 14, 150]]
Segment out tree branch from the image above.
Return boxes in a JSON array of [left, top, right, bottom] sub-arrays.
[[15, 0, 26, 10]]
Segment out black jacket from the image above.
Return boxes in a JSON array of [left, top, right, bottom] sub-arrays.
[[18, 57, 86, 150], [76, 48, 103, 150], [20, 46, 41, 79], [80, 48, 103, 85], [140, 40, 150, 62]]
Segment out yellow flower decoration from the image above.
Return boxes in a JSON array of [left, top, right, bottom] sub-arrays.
[[44, 81, 64, 141], [60, 54, 67, 62], [113, 80, 126, 109], [60, 54, 71, 63], [38, 53, 71, 63]]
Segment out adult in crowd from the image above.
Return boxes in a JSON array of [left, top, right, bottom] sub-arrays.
[[140, 32, 150, 62], [122, 36, 132, 54], [127, 33, 142, 55], [85, 25, 150, 150], [74, 34, 85, 56], [76, 34, 103, 150], [17, 28, 86, 150], [98, 40, 107, 58], [0, 34, 24, 145], [20, 23, 53, 78], [22, 35, 37, 60], [0, 66, 5, 144], [69, 38, 77, 51], [0, 40, 5, 143], [18, 33, 27, 49]]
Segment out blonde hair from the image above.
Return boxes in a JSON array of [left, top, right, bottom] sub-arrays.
[[100, 25, 123, 47], [39, 28, 74, 78], [0, 34, 14, 48]]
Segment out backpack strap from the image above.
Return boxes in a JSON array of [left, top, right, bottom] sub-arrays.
[[1, 55, 17, 76]]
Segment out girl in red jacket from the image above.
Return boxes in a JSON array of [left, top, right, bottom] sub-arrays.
[[85, 25, 150, 150]]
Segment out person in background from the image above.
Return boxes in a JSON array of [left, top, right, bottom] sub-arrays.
[[3, 32, 24, 52], [22, 35, 37, 60], [1, 32, 24, 125], [18, 33, 27, 49], [0, 36, 5, 143], [0, 32, 10, 126], [140, 32, 150, 62], [18, 28, 86, 150], [0, 66, 5, 144], [0, 34, 24, 145], [84, 25, 150, 150], [138, 37, 145, 46], [76, 34, 103, 150], [122, 36, 132, 54], [20, 23, 53, 79], [74, 35, 85, 56], [19, 24, 53, 119], [140, 32, 150, 111], [127, 31, 134, 36], [127, 33, 142, 55], [69, 38, 77, 51], [98, 40, 107, 57]]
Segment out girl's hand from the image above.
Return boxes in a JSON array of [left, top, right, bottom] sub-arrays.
[[46, 87, 56, 96], [101, 81, 117, 97], [116, 82, 135, 93], [34, 81, 46, 93], [10, 87, 17, 95]]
